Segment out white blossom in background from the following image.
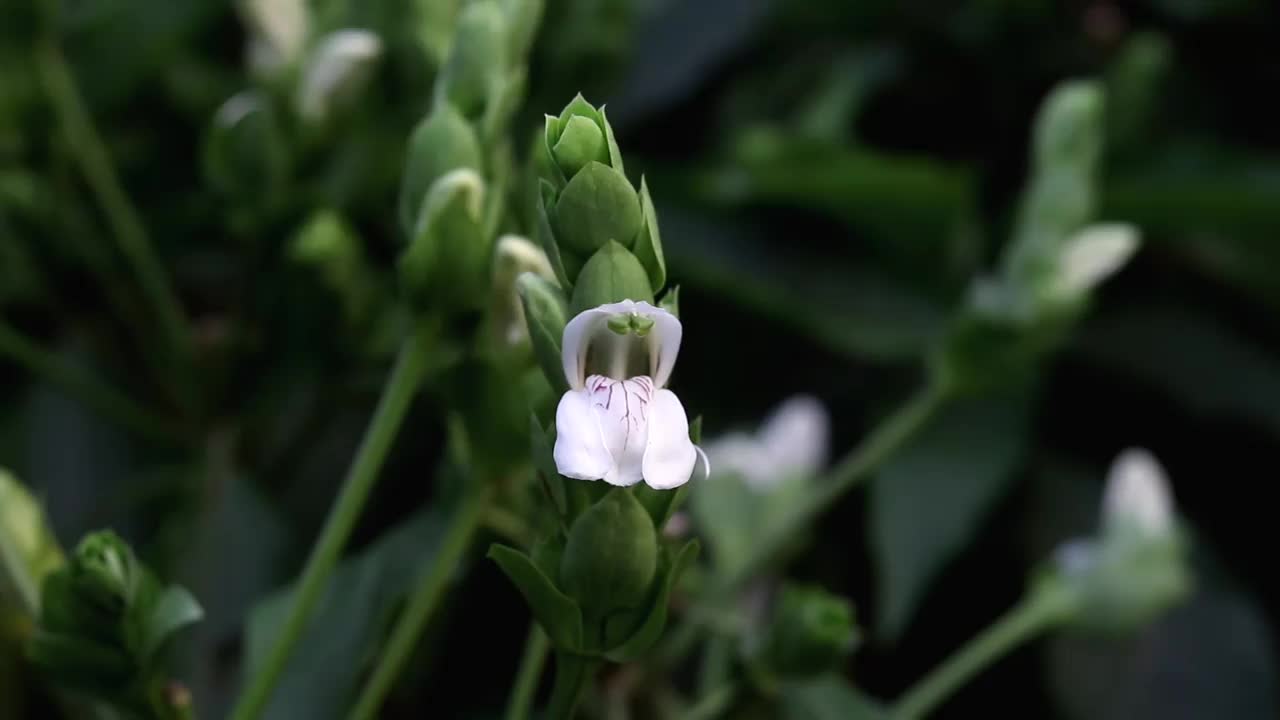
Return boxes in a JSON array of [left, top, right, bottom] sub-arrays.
[[297, 30, 384, 124], [704, 395, 829, 491], [1102, 446, 1174, 536], [492, 236, 557, 346], [554, 301, 707, 490], [1046, 223, 1140, 303]]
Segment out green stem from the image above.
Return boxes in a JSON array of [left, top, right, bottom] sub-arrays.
[[546, 652, 598, 720], [503, 625, 551, 720], [890, 585, 1078, 720], [347, 487, 489, 720], [34, 39, 190, 368], [680, 683, 737, 720], [228, 326, 436, 720], [0, 321, 183, 444], [723, 380, 949, 591]]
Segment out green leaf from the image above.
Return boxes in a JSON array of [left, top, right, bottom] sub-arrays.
[[534, 179, 574, 289], [869, 393, 1032, 640], [779, 674, 886, 720], [140, 585, 203, 662], [517, 274, 569, 395], [0, 469, 63, 616], [244, 508, 448, 720], [604, 539, 700, 662], [487, 544, 584, 651], [632, 177, 668, 291], [600, 106, 627, 176]]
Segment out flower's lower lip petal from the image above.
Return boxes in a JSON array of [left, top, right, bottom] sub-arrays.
[[553, 389, 614, 480], [641, 389, 697, 490]]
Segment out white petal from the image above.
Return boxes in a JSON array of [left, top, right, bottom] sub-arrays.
[[758, 394, 829, 481], [632, 301, 682, 388], [590, 376, 651, 487], [1102, 447, 1174, 536], [561, 300, 638, 389], [642, 389, 697, 490], [553, 389, 613, 481]]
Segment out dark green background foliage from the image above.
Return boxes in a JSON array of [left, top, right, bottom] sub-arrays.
[[3, 0, 1279, 717]]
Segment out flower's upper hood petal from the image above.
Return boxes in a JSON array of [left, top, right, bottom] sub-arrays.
[[561, 300, 682, 388]]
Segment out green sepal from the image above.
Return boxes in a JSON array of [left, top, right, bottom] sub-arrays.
[[658, 285, 680, 318], [552, 161, 643, 256], [488, 544, 584, 651], [631, 176, 667, 291], [517, 273, 569, 395], [570, 241, 654, 316], [538, 115, 569, 188], [203, 91, 287, 200], [535, 179, 574, 289], [398, 104, 482, 238], [552, 115, 609, 179], [26, 631, 137, 693], [529, 415, 567, 517], [604, 539, 700, 661], [560, 489, 657, 615], [140, 586, 203, 663]]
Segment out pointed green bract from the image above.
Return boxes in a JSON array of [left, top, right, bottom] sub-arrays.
[[518, 273, 570, 394], [632, 177, 668, 290], [436, 0, 508, 119], [488, 544, 584, 651], [552, 115, 609, 178]]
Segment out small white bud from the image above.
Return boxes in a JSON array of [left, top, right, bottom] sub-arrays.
[[1102, 447, 1174, 536], [1049, 223, 1140, 301], [297, 29, 383, 124]]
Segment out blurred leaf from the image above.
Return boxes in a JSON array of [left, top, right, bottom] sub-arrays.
[[1, 469, 65, 615], [1079, 303, 1280, 437], [244, 506, 449, 720], [779, 673, 885, 720], [662, 206, 946, 361], [869, 393, 1032, 640], [1047, 585, 1277, 720], [140, 585, 203, 661]]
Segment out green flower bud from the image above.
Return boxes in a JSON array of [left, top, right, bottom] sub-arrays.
[[0, 470, 64, 613], [552, 161, 643, 257], [436, 0, 507, 120], [289, 211, 377, 325], [551, 116, 608, 179], [203, 91, 287, 199], [399, 169, 490, 310], [560, 489, 658, 615], [517, 272, 570, 394], [71, 531, 139, 615], [493, 235, 557, 347], [296, 29, 383, 126], [398, 104, 482, 238], [761, 584, 859, 678], [570, 241, 654, 316], [502, 0, 545, 61]]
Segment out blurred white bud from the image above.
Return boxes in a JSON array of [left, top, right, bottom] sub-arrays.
[[1103, 447, 1174, 537], [492, 235, 557, 345], [1047, 223, 1140, 302], [705, 395, 829, 491], [297, 30, 383, 125], [242, 0, 310, 75]]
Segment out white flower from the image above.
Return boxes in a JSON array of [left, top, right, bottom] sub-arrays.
[[553, 300, 705, 489], [704, 395, 828, 491], [492, 235, 557, 346], [1102, 447, 1174, 536]]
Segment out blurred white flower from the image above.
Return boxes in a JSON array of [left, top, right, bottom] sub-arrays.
[[242, 0, 310, 76], [1102, 447, 1174, 536], [1048, 223, 1140, 302], [297, 30, 384, 124], [704, 395, 829, 491]]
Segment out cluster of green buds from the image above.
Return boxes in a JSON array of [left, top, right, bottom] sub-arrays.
[[490, 96, 701, 691], [756, 583, 860, 680], [27, 531, 202, 719], [936, 79, 1140, 393], [1048, 449, 1191, 634], [397, 0, 544, 315]]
